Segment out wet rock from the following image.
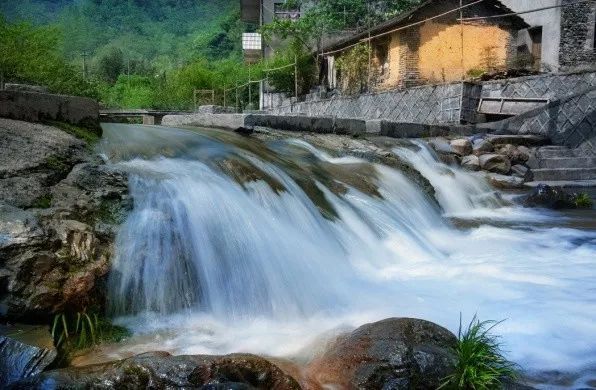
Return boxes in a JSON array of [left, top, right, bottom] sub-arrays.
[[461, 155, 481, 171], [511, 164, 533, 182], [487, 173, 525, 189], [11, 352, 300, 390], [450, 139, 472, 156], [0, 121, 129, 321], [472, 139, 494, 156], [0, 324, 57, 387], [487, 134, 549, 147], [307, 318, 457, 390], [429, 138, 456, 155], [479, 154, 511, 174], [522, 185, 574, 209]]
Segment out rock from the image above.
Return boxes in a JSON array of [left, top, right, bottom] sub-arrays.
[[307, 318, 457, 390], [11, 352, 300, 389], [428, 138, 456, 155], [461, 155, 481, 171], [472, 139, 494, 156], [522, 185, 575, 209], [0, 120, 129, 321], [450, 139, 472, 156], [0, 324, 57, 387], [234, 126, 254, 135], [511, 164, 533, 182], [479, 154, 511, 174], [487, 173, 525, 189], [498, 144, 530, 164], [486, 134, 549, 147]]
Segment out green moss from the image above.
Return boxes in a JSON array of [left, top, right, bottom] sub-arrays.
[[95, 199, 128, 225], [45, 155, 68, 171], [31, 194, 53, 209], [46, 121, 100, 145]]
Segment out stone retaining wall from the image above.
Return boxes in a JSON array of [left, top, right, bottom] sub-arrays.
[[0, 90, 99, 130], [269, 82, 466, 125]]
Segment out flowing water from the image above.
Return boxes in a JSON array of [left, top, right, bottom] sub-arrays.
[[96, 123, 596, 388]]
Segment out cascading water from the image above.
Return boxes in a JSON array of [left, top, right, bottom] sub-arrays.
[[99, 123, 596, 387]]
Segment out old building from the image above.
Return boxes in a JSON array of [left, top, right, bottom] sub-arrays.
[[321, 0, 528, 91], [501, 0, 596, 72]]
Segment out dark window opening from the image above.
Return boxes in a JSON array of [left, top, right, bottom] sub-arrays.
[[529, 26, 543, 70]]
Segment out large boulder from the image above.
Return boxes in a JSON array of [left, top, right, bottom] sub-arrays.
[[487, 173, 525, 189], [472, 139, 494, 156], [479, 154, 511, 174], [511, 164, 533, 182], [450, 139, 472, 156], [10, 352, 300, 390], [307, 318, 457, 390], [498, 144, 530, 164], [0, 324, 57, 387], [522, 185, 575, 209], [0, 119, 130, 321], [461, 155, 480, 171]]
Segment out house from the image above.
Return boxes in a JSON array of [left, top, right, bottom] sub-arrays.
[[321, 0, 529, 92], [240, 0, 308, 61], [501, 0, 596, 72]]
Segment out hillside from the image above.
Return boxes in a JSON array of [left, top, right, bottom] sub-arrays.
[[0, 0, 240, 68]]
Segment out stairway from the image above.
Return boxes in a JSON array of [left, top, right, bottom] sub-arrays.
[[526, 146, 596, 186]]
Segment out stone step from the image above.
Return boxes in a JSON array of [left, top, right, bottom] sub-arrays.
[[536, 148, 579, 158], [533, 157, 596, 169], [531, 168, 596, 181], [525, 179, 596, 188]]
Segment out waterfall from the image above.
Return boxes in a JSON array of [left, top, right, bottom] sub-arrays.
[[100, 123, 596, 377]]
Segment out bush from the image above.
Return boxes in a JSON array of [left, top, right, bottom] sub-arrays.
[[440, 315, 517, 390]]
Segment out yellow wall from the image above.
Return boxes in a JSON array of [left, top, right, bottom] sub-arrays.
[[376, 21, 511, 89], [419, 21, 510, 83]]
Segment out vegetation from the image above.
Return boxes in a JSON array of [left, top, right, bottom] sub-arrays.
[[51, 311, 130, 365], [30, 194, 52, 209], [441, 316, 517, 390], [335, 43, 371, 95], [573, 192, 593, 209]]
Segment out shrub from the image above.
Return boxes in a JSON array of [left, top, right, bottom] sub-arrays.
[[573, 192, 593, 209], [440, 315, 517, 390]]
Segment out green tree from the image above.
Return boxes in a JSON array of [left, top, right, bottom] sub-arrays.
[[95, 46, 125, 83]]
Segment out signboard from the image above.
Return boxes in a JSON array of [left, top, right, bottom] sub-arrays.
[[242, 33, 262, 51]]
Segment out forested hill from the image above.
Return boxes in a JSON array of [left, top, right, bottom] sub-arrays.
[[0, 0, 240, 67]]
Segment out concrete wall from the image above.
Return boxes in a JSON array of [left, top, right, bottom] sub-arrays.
[[0, 91, 100, 131], [559, 0, 596, 71], [501, 0, 562, 71]]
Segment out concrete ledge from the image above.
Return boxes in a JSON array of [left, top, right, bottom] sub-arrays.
[[0, 90, 100, 132], [161, 113, 251, 129], [378, 121, 476, 138]]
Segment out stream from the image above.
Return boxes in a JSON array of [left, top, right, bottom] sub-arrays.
[[92, 123, 596, 388]]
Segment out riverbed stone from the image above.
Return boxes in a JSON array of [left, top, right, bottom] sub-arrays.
[[450, 139, 472, 156], [479, 154, 511, 174], [522, 184, 575, 209], [511, 164, 533, 182], [487, 173, 525, 189], [472, 139, 494, 156], [11, 352, 301, 389], [0, 324, 57, 387], [499, 144, 530, 164], [461, 155, 481, 171], [307, 317, 457, 390]]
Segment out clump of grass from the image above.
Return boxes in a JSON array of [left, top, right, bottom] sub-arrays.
[[46, 121, 100, 145], [45, 155, 68, 171], [440, 315, 517, 390], [50, 311, 130, 366], [573, 192, 593, 209]]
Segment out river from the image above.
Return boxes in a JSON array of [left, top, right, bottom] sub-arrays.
[[90, 123, 596, 388]]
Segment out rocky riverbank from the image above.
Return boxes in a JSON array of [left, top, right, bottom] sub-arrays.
[[0, 118, 130, 321]]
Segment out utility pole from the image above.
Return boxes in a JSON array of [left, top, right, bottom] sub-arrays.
[[248, 67, 252, 109], [367, 0, 372, 92], [294, 54, 298, 99], [460, 0, 464, 80], [235, 80, 239, 112], [81, 51, 88, 79]]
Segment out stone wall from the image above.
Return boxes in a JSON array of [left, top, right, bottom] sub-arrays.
[[480, 71, 596, 100], [0, 90, 100, 131], [559, 0, 596, 72], [270, 82, 466, 124]]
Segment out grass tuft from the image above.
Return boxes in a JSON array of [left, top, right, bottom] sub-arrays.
[[573, 192, 593, 209], [440, 315, 517, 390]]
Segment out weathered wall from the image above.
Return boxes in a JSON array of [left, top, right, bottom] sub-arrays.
[[0, 90, 100, 131], [501, 0, 562, 71], [559, 0, 596, 71], [418, 22, 511, 83]]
